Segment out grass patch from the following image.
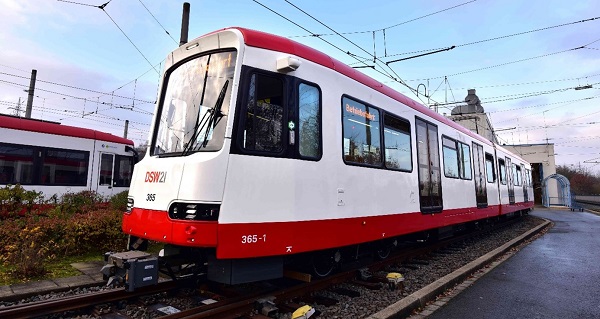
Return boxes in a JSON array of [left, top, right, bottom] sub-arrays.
[[0, 252, 103, 286], [0, 243, 165, 286]]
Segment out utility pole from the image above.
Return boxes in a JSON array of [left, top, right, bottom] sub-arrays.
[[124, 120, 129, 138], [25, 69, 37, 118], [179, 2, 190, 46]]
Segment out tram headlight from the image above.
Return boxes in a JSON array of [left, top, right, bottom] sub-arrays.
[[126, 197, 134, 213], [168, 202, 220, 221]]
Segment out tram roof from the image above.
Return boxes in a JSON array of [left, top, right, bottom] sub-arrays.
[[0, 114, 134, 146]]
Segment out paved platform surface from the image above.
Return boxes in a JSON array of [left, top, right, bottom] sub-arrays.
[[0, 260, 104, 300], [426, 208, 600, 319]]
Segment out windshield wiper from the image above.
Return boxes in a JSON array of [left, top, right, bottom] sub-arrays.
[[181, 80, 229, 156]]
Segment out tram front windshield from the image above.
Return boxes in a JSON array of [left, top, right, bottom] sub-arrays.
[[153, 51, 236, 156]]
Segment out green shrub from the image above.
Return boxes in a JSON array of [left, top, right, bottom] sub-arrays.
[[110, 191, 129, 211], [0, 184, 45, 219]]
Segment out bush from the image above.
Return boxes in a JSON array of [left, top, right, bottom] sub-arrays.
[[110, 191, 129, 211], [0, 184, 46, 219], [51, 190, 105, 217], [0, 191, 130, 280]]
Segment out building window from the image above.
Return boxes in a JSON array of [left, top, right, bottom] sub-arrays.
[[342, 96, 381, 166], [383, 114, 411, 171]]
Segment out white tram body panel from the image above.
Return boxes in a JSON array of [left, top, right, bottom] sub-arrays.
[[122, 28, 534, 263]]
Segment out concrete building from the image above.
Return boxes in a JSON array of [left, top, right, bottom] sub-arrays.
[[448, 89, 558, 205]]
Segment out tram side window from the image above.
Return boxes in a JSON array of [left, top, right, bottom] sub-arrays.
[[0, 143, 34, 185], [342, 96, 381, 166], [383, 114, 411, 171], [514, 165, 522, 186], [114, 155, 133, 187], [526, 169, 532, 186], [242, 73, 284, 152], [498, 158, 507, 184], [442, 137, 459, 178], [459, 143, 472, 180], [298, 83, 321, 159], [42, 149, 88, 186], [485, 153, 496, 183]]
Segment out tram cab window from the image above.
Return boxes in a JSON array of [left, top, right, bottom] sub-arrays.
[[242, 73, 284, 152], [342, 96, 381, 166]]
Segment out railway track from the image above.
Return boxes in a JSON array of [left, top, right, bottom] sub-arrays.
[[0, 215, 548, 319]]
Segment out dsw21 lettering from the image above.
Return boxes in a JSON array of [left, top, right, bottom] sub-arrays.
[[145, 171, 167, 183]]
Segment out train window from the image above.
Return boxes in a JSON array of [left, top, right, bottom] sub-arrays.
[[114, 155, 133, 187], [43, 149, 89, 186], [498, 158, 507, 185], [342, 96, 382, 166], [243, 73, 284, 152], [0, 143, 35, 185], [514, 165, 522, 186], [459, 143, 472, 180], [472, 143, 488, 208], [442, 137, 459, 178], [99, 154, 114, 186], [298, 83, 321, 158], [154, 51, 235, 155], [526, 169, 532, 186], [485, 153, 496, 183], [383, 114, 411, 171]]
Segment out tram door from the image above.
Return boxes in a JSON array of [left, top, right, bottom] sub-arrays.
[[522, 164, 529, 202], [506, 157, 515, 204], [97, 153, 115, 196], [415, 118, 443, 213]]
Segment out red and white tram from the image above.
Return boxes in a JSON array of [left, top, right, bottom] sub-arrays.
[[0, 114, 136, 198], [120, 27, 534, 285]]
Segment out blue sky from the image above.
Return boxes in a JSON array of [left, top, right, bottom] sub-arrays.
[[1, 0, 600, 173]]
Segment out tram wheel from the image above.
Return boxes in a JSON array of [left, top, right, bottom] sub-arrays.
[[312, 250, 340, 277]]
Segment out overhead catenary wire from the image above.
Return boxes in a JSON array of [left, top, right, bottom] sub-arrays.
[[0, 71, 154, 104], [409, 46, 586, 81], [137, 0, 179, 45], [387, 16, 600, 58], [288, 0, 478, 38], [57, 0, 160, 75]]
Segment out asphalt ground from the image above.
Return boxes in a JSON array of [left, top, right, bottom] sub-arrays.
[[411, 207, 600, 319]]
